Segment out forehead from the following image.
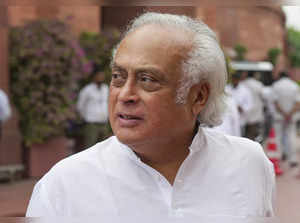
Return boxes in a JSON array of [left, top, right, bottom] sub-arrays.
[[114, 24, 193, 74]]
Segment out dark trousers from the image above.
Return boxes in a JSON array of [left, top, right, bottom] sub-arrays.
[[245, 122, 261, 141], [83, 122, 108, 149]]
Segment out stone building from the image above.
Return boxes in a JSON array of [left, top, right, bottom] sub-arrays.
[[0, 5, 288, 167]]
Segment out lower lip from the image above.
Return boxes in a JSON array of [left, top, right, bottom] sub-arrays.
[[117, 116, 143, 127]]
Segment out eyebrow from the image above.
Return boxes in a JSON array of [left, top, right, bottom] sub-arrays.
[[111, 63, 126, 73], [111, 62, 167, 83], [112, 62, 164, 75]]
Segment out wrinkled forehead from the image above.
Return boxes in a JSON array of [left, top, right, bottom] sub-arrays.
[[115, 24, 194, 61]]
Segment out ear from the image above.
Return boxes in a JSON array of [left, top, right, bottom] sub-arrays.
[[190, 82, 210, 116]]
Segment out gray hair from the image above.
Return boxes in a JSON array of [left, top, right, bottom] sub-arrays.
[[112, 12, 227, 127]]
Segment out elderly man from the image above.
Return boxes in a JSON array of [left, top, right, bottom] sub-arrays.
[[26, 13, 275, 219]]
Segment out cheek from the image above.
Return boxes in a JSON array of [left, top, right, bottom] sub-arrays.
[[108, 91, 117, 117], [147, 98, 186, 125]]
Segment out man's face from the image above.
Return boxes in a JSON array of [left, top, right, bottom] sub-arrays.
[[94, 72, 105, 84], [109, 25, 196, 150]]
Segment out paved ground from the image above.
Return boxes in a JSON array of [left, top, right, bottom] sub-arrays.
[[274, 161, 300, 222], [0, 178, 37, 217], [0, 163, 300, 221]]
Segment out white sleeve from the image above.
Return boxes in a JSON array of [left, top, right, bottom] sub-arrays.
[[26, 181, 56, 216], [231, 99, 241, 137], [76, 87, 89, 118], [0, 90, 11, 122], [242, 86, 254, 113]]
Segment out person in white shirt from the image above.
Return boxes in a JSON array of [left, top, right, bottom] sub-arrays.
[[0, 89, 11, 139], [227, 72, 254, 137], [242, 71, 265, 141], [76, 71, 109, 149], [272, 71, 300, 167], [261, 83, 276, 141], [26, 12, 275, 220], [212, 86, 241, 137]]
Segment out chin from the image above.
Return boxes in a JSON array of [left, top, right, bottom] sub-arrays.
[[114, 130, 147, 147]]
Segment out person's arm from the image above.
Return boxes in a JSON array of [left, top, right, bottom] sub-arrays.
[[283, 90, 300, 121], [76, 87, 89, 118], [274, 101, 290, 121]]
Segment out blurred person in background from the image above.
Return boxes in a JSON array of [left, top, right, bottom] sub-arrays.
[[261, 75, 275, 142], [212, 86, 241, 136], [272, 71, 300, 167], [26, 12, 275, 219], [76, 71, 109, 149], [242, 71, 265, 141], [0, 88, 11, 139], [227, 72, 253, 137]]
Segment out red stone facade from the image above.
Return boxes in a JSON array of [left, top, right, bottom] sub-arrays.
[[220, 7, 286, 73], [0, 5, 289, 166]]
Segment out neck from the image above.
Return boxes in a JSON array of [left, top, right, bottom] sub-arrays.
[[132, 124, 199, 185]]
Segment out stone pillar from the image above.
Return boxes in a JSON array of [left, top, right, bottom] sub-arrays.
[[36, 5, 59, 19], [195, 7, 218, 35], [58, 6, 101, 35], [7, 6, 37, 26]]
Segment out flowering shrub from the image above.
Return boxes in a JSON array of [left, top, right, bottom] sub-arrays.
[[9, 19, 92, 146], [79, 29, 120, 86]]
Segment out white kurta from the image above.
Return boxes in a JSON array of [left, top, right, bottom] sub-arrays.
[[272, 77, 300, 121], [242, 78, 264, 124], [213, 96, 241, 136], [26, 128, 275, 220], [76, 83, 109, 123], [227, 83, 253, 127]]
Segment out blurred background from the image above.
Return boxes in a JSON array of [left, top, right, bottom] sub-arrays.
[[0, 4, 300, 221]]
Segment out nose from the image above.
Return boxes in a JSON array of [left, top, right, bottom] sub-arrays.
[[118, 78, 139, 105]]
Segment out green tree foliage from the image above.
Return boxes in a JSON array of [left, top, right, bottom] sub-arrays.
[[234, 44, 248, 61], [9, 19, 92, 146], [79, 29, 121, 86], [287, 28, 300, 67], [267, 47, 281, 66]]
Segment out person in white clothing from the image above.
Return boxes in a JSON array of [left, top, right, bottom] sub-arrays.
[[272, 71, 300, 167], [0, 89, 11, 139], [212, 87, 241, 136], [261, 84, 276, 141], [26, 12, 275, 220], [77, 71, 109, 149], [227, 72, 254, 137], [242, 71, 265, 141]]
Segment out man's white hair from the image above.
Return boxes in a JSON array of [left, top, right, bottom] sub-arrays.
[[112, 12, 227, 127]]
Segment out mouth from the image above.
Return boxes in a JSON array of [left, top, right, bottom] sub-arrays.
[[117, 113, 143, 127], [118, 114, 143, 120]]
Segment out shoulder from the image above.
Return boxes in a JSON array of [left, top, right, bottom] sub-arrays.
[[39, 136, 118, 185], [79, 83, 95, 94], [0, 90, 7, 99], [203, 128, 271, 167]]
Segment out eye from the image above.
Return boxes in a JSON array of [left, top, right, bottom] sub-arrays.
[[138, 74, 160, 92], [111, 73, 126, 87], [140, 76, 155, 83]]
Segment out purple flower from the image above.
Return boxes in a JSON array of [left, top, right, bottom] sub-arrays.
[[76, 48, 85, 58], [82, 62, 92, 74]]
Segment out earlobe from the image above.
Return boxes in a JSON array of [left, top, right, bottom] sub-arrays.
[[192, 83, 210, 116]]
